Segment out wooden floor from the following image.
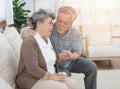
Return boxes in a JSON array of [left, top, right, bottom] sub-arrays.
[[94, 59, 120, 70]]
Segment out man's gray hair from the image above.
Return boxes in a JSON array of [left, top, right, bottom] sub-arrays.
[[58, 6, 77, 22], [31, 9, 55, 30]]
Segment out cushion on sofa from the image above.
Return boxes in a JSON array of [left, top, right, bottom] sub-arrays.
[[0, 33, 17, 86], [2, 26, 22, 61], [88, 32, 111, 45], [0, 77, 12, 89], [82, 24, 111, 46]]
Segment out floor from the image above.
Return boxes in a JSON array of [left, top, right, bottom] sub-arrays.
[[94, 59, 120, 70]]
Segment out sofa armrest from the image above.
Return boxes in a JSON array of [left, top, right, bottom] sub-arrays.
[[112, 35, 120, 47], [112, 36, 120, 38]]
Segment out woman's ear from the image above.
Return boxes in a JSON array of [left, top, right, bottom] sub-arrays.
[[37, 21, 41, 27]]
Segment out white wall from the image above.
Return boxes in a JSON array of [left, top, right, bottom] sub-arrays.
[[35, 0, 55, 11], [0, 0, 13, 24], [24, 0, 33, 16]]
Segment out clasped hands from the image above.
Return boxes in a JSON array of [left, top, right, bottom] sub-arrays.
[[49, 73, 67, 81], [59, 50, 73, 61], [44, 72, 67, 81]]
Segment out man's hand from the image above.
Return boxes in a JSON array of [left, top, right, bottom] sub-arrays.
[[21, 29, 35, 39]]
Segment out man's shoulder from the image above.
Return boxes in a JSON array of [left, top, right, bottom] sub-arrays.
[[70, 27, 81, 37]]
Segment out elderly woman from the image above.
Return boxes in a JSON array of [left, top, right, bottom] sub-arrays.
[[15, 9, 77, 89]]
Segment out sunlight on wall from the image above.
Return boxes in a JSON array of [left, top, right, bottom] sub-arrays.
[[96, 0, 116, 9]]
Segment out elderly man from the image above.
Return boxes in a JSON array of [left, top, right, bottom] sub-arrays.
[[50, 6, 97, 89]]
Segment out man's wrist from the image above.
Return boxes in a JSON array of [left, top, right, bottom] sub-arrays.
[[71, 52, 81, 60]]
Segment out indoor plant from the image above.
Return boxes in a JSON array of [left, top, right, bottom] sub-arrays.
[[12, 0, 31, 32]]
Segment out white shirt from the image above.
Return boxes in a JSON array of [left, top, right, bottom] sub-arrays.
[[34, 33, 56, 74]]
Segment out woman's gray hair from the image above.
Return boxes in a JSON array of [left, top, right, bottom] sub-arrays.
[[31, 9, 55, 30], [58, 6, 77, 22]]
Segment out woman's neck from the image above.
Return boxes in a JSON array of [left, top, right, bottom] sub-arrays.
[[42, 37, 47, 44], [39, 32, 48, 44]]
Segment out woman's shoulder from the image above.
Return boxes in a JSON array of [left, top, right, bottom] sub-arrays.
[[22, 36, 37, 46], [23, 36, 35, 42]]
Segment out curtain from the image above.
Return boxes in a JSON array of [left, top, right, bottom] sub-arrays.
[[0, 0, 13, 25]]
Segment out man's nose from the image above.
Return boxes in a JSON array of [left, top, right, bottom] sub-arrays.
[[59, 22, 64, 27]]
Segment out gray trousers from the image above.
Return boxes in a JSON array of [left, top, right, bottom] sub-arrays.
[[32, 77, 77, 89], [67, 57, 97, 89]]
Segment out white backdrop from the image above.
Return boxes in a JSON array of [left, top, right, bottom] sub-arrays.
[[1, 0, 120, 25], [0, 0, 13, 25], [24, 0, 55, 16]]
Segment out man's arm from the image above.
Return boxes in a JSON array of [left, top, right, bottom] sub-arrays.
[[58, 30, 82, 61], [21, 29, 35, 39]]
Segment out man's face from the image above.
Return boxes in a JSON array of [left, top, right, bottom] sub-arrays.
[[0, 21, 2, 32], [56, 13, 73, 35], [0, 21, 3, 28], [0, 21, 4, 32], [0, 20, 6, 28]]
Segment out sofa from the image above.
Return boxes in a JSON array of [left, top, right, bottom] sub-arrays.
[[81, 24, 120, 60], [0, 24, 22, 89], [0, 20, 85, 89]]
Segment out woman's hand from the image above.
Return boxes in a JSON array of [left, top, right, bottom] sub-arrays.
[[49, 73, 67, 81]]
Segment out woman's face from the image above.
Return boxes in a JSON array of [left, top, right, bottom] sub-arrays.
[[38, 17, 53, 37]]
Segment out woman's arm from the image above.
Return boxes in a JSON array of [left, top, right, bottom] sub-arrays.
[[21, 38, 46, 79]]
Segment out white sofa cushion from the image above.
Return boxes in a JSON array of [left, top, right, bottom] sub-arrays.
[[88, 45, 120, 57], [88, 32, 111, 45], [2, 26, 22, 61], [82, 24, 111, 45], [82, 25, 110, 36], [0, 77, 12, 89], [112, 38, 120, 48], [0, 33, 17, 86]]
